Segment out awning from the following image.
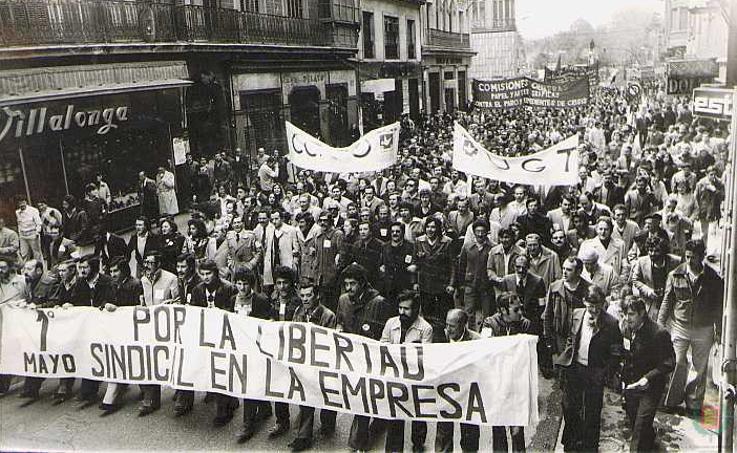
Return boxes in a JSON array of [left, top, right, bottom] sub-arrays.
[[0, 61, 192, 107], [361, 78, 396, 94]]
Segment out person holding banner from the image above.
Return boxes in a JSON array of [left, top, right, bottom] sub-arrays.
[[98, 257, 143, 415], [435, 309, 481, 452], [336, 263, 392, 452], [288, 278, 338, 451], [230, 266, 273, 443], [189, 259, 240, 425], [380, 290, 433, 452]]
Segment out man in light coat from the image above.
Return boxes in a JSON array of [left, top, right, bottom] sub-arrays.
[[156, 167, 179, 216]]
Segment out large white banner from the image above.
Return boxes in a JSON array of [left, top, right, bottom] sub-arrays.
[[453, 123, 580, 186], [286, 122, 399, 173], [0, 305, 539, 427]]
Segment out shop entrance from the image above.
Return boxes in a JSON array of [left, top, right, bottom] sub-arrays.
[[289, 86, 321, 139], [326, 83, 349, 147]]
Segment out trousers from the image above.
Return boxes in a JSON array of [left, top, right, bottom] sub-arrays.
[[295, 406, 336, 440], [663, 324, 713, 411], [624, 388, 662, 452], [561, 363, 605, 451], [385, 420, 427, 452], [435, 422, 480, 452]]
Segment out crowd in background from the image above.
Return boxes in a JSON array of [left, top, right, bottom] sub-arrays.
[[0, 80, 730, 452]]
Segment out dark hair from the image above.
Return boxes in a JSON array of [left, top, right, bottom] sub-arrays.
[[684, 239, 706, 257], [424, 216, 442, 231], [79, 255, 100, 274], [498, 227, 514, 238], [136, 216, 151, 230], [612, 203, 627, 214], [273, 265, 296, 284], [63, 195, 77, 208], [497, 293, 523, 313], [341, 263, 368, 284], [108, 257, 131, 276], [390, 221, 405, 235], [199, 259, 218, 273], [176, 253, 196, 271], [397, 289, 420, 309], [645, 235, 668, 254], [160, 217, 179, 233], [232, 266, 256, 286], [471, 219, 489, 231], [299, 277, 316, 290], [583, 285, 606, 305], [187, 218, 208, 238], [621, 297, 647, 314], [399, 201, 415, 216]]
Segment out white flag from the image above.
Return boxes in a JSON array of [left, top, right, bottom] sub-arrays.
[[286, 122, 399, 173], [453, 123, 579, 186]]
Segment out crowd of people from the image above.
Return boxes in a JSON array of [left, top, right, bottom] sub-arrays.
[[0, 80, 730, 452]]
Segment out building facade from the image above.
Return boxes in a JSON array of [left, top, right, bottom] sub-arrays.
[[420, 0, 475, 113], [663, 0, 728, 84], [467, 0, 523, 81], [0, 0, 360, 223], [357, 0, 423, 130]]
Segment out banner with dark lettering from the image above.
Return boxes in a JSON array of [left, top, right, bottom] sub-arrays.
[[545, 64, 599, 88], [453, 123, 580, 185], [472, 77, 590, 109], [0, 305, 539, 427], [286, 121, 399, 173]]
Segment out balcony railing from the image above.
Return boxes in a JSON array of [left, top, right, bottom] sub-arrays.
[[0, 0, 334, 48], [426, 28, 470, 49]]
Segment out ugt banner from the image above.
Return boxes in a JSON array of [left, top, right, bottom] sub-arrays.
[[0, 305, 540, 427], [472, 77, 589, 109], [286, 121, 399, 173], [453, 122, 579, 186]]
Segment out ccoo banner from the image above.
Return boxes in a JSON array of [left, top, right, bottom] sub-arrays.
[[286, 121, 399, 173], [453, 122, 580, 186], [472, 77, 590, 109], [0, 305, 539, 427]]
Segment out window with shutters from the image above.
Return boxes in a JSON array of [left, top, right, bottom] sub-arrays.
[[363, 11, 375, 58]]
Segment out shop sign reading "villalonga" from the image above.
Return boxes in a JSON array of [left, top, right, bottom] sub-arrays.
[[0, 104, 129, 143]]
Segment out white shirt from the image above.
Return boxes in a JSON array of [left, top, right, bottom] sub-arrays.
[[576, 311, 595, 366]]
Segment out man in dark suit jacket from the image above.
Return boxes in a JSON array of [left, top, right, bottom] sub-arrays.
[[189, 260, 239, 425], [621, 298, 675, 452], [95, 224, 127, 271], [499, 255, 547, 328], [138, 172, 159, 221], [555, 286, 623, 452]]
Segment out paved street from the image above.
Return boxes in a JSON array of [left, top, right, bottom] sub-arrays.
[[0, 375, 561, 451]]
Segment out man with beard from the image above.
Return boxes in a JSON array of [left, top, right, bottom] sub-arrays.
[[138, 252, 177, 416], [380, 290, 433, 452], [98, 257, 143, 415], [525, 233, 561, 289], [372, 205, 393, 242], [631, 236, 681, 322], [556, 286, 623, 452], [379, 222, 415, 307], [435, 309, 481, 452], [336, 264, 392, 452], [457, 219, 494, 331], [621, 297, 675, 452], [190, 260, 240, 425], [411, 217, 455, 342], [288, 279, 338, 451]]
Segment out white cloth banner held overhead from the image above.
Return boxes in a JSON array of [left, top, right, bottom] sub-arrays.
[[286, 121, 399, 173], [0, 305, 539, 428], [453, 122, 580, 186]]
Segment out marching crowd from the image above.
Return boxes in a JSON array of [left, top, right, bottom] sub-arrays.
[[0, 81, 729, 452]]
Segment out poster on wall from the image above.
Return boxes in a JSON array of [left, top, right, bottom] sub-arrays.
[[173, 137, 190, 165]]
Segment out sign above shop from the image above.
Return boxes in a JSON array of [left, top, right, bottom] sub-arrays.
[[693, 87, 734, 120], [0, 104, 129, 143]]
